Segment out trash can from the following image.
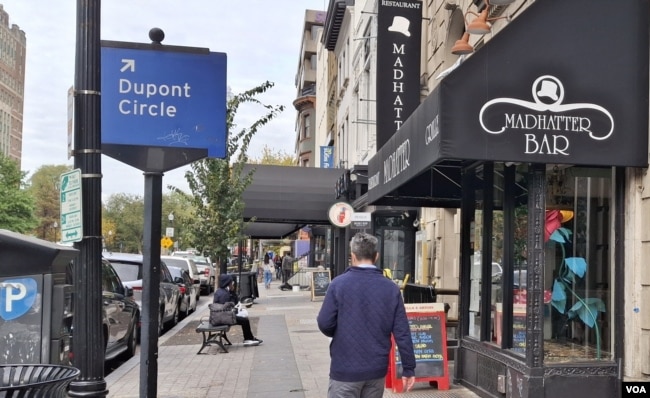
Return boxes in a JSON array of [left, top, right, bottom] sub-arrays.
[[231, 272, 258, 301], [0, 364, 80, 397]]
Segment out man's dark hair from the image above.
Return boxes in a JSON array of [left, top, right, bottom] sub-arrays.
[[349, 232, 379, 262]]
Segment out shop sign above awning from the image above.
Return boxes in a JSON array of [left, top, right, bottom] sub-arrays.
[[368, 0, 649, 206]]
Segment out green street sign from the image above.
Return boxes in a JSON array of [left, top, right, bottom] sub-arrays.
[[60, 169, 83, 243]]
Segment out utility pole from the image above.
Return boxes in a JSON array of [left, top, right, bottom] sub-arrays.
[[68, 1, 107, 396]]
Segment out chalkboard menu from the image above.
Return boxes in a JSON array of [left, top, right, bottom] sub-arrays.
[[311, 270, 330, 300], [512, 311, 526, 354], [395, 313, 447, 378]]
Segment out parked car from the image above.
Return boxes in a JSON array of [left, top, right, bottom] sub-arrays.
[[167, 265, 198, 319], [161, 255, 201, 302], [104, 252, 181, 335], [66, 259, 140, 362], [101, 259, 140, 361], [172, 251, 215, 294]]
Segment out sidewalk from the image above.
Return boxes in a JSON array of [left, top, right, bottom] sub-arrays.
[[105, 278, 480, 397]]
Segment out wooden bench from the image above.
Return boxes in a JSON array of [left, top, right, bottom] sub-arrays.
[[195, 321, 232, 354]]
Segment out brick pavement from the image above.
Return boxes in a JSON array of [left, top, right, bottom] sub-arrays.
[[105, 278, 480, 397]]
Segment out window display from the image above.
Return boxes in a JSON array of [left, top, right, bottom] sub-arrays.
[[466, 163, 614, 363], [543, 166, 613, 362]]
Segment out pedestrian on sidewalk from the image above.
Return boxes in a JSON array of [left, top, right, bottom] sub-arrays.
[[274, 253, 282, 280], [214, 274, 263, 346], [263, 253, 274, 289], [281, 253, 294, 286], [317, 232, 416, 397]]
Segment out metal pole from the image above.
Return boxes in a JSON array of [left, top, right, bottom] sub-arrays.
[[141, 172, 163, 397], [68, 0, 107, 396], [238, 240, 243, 296]]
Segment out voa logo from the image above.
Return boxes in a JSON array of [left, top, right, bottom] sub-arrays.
[[622, 382, 650, 396], [624, 386, 647, 394], [0, 278, 38, 321]]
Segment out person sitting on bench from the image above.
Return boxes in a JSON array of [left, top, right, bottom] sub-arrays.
[[214, 274, 263, 347]]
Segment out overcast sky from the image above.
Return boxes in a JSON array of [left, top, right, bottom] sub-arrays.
[[3, 0, 327, 200]]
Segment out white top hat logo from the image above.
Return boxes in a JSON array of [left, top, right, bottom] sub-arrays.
[[537, 79, 559, 101], [387, 16, 411, 37]]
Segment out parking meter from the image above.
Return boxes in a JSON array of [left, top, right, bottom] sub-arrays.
[[0, 229, 77, 365]]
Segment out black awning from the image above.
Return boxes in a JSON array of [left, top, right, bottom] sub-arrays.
[[241, 164, 342, 238], [368, 0, 648, 206]]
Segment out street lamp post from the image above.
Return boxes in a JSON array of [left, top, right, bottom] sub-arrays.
[[68, 1, 106, 395], [107, 230, 113, 252], [52, 221, 58, 242], [167, 212, 175, 253]]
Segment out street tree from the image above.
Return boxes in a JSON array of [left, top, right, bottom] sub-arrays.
[[102, 218, 118, 252], [103, 193, 145, 253], [251, 145, 296, 166], [102, 191, 197, 254], [178, 81, 284, 265], [161, 190, 196, 251], [0, 154, 38, 233], [27, 164, 72, 240]]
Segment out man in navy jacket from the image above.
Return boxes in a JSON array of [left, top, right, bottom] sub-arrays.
[[317, 232, 415, 397]]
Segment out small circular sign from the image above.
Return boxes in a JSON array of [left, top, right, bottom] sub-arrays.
[[328, 202, 354, 228]]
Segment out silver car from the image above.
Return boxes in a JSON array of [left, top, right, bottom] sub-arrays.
[[105, 252, 181, 335], [172, 251, 215, 294], [167, 265, 199, 319], [161, 255, 201, 302]]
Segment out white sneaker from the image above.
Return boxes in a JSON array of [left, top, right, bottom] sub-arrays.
[[244, 340, 260, 346]]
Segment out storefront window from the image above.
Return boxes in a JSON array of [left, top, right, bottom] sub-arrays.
[[510, 200, 529, 356], [501, 164, 530, 356], [543, 166, 613, 363], [382, 228, 406, 281], [468, 168, 484, 340], [490, 166, 505, 349]]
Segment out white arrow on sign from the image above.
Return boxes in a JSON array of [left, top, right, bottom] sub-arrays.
[[120, 59, 135, 73]]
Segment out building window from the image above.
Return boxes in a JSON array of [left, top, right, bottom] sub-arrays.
[[467, 163, 615, 363], [338, 122, 345, 167], [542, 166, 613, 363], [302, 114, 311, 140], [363, 21, 372, 65], [382, 229, 406, 280]]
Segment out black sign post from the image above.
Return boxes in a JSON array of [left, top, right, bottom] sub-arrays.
[[97, 31, 227, 397], [68, 2, 105, 396]]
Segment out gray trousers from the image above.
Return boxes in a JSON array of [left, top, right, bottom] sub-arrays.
[[328, 377, 384, 398]]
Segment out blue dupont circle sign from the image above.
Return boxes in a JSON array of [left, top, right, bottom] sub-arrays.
[[100, 42, 227, 161]]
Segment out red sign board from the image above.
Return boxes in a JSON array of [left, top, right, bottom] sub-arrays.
[[386, 311, 450, 392]]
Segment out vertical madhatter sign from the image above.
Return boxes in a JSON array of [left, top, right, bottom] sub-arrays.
[[376, 0, 422, 149]]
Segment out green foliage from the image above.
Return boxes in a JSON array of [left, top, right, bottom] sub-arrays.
[[103, 193, 145, 253], [179, 81, 284, 263], [103, 190, 199, 253], [161, 190, 196, 250], [251, 145, 296, 166], [27, 164, 72, 240], [0, 154, 38, 233]]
